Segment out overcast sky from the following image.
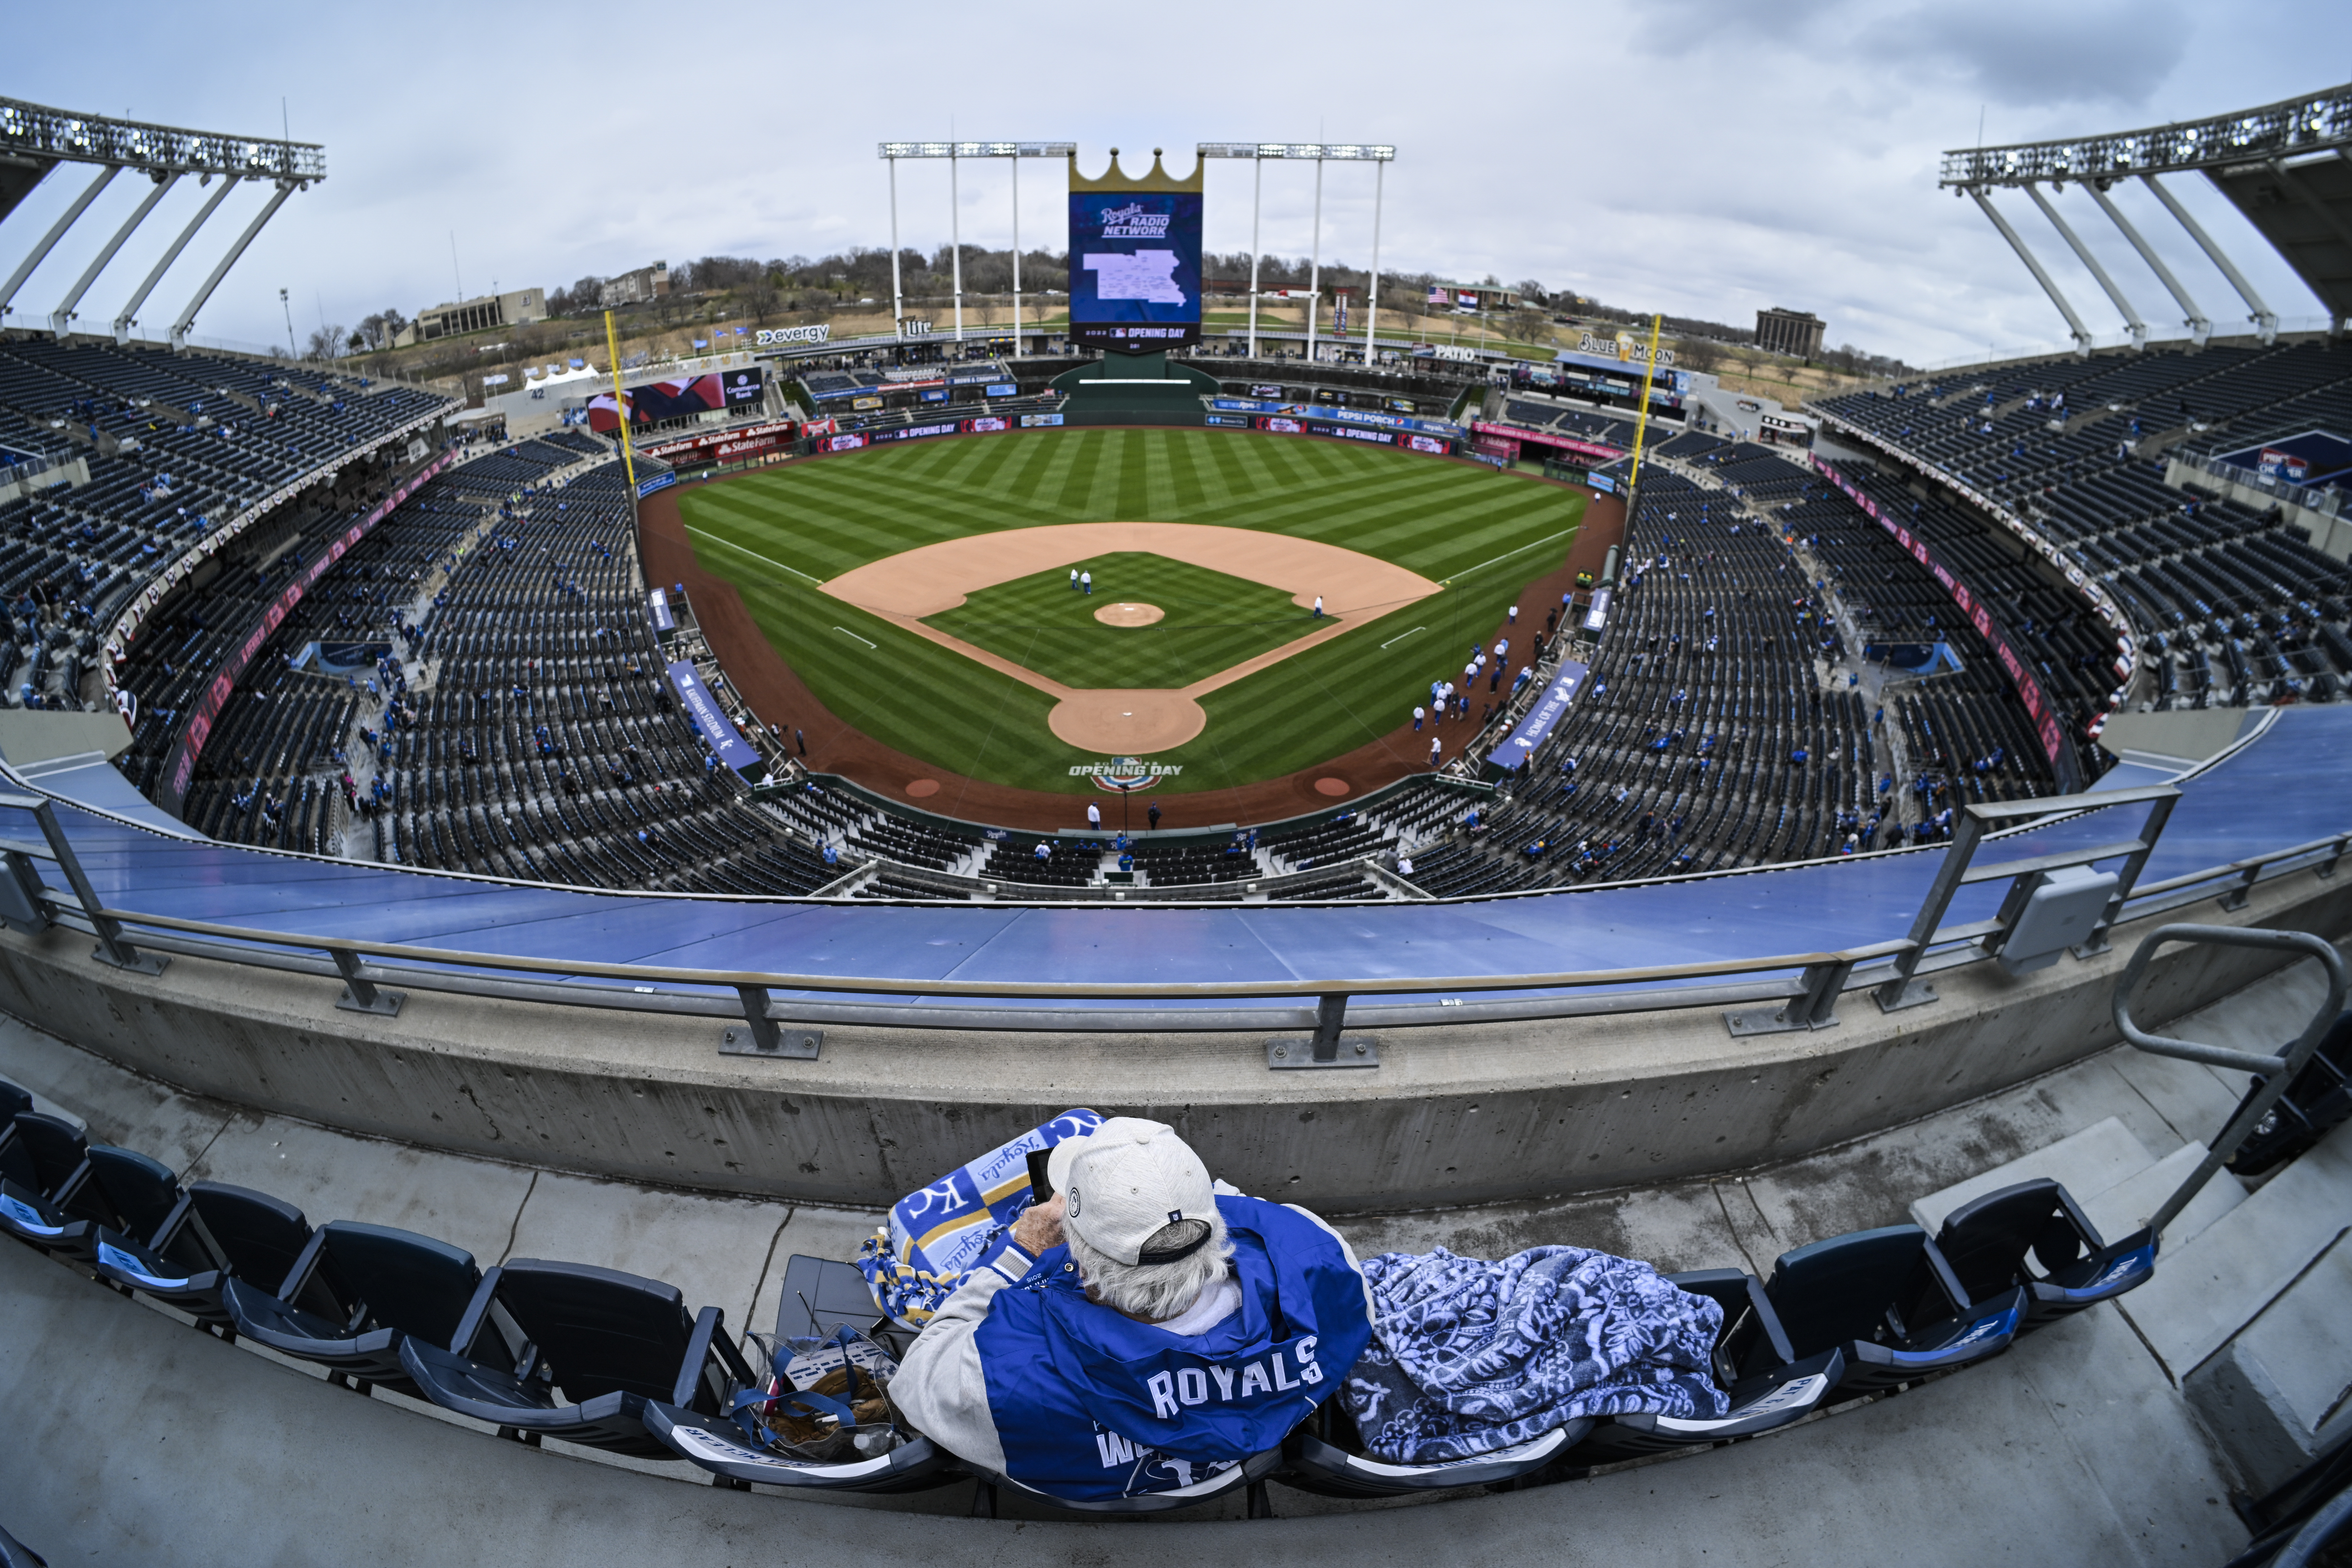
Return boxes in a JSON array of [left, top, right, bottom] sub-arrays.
[[7, 1, 2347, 366]]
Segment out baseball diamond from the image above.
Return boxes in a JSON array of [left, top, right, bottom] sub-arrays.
[[673, 427, 1585, 801]]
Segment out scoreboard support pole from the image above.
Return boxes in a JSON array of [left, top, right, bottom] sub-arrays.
[[1305, 157, 1324, 366], [1011, 155, 1022, 357], [1248, 157, 1263, 360], [949, 147, 964, 343], [887, 155, 903, 336], [1362, 159, 1385, 368]]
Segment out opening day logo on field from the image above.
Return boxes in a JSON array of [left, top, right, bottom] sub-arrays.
[[1071, 757, 1183, 792]]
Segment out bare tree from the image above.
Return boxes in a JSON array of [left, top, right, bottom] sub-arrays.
[[305, 324, 346, 362]]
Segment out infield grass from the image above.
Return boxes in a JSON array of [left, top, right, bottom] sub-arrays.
[[927, 553, 1321, 690], [679, 428, 1582, 797]]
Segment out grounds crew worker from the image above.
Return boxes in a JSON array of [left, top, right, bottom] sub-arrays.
[[891, 1117, 1372, 1503]]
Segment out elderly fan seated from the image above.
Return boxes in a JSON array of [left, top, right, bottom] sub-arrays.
[[889, 1118, 1373, 1504]]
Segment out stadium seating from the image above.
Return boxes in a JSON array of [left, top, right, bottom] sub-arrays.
[[2, 1068, 2175, 1513], [1815, 341, 2352, 726], [398, 1258, 741, 1458], [0, 340, 448, 713], [221, 1219, 487, 1393]]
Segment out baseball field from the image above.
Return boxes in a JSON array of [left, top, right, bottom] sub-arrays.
[[676, 427, 1585, 797]]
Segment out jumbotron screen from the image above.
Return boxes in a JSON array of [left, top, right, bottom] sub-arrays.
[[1068, 190, 1202, 349]]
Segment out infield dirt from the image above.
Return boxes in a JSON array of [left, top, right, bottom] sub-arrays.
[[638, 441, 1625, 832]]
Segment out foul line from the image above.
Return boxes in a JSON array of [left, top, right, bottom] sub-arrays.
[[686, 525, 825, 585], [1440, 524, 1581, 587], [834, 626, 877, 649], [1381, 625, 1428, 649]]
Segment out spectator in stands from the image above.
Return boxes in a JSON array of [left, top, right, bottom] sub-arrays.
[[891, 1118, 1372, 1505]]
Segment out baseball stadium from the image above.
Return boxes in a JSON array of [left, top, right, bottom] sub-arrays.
[[0, 74, 2350, 1568]]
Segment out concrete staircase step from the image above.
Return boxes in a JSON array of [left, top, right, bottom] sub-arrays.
[[2080, 1141, 2246, 1250], [1908, 1116, 2158, 1235], [2186, 1230, 2352, 1492], [2118, 1115, 2352, 1382]]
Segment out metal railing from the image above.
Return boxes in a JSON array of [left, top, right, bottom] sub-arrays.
[[2113, 924, 2347, 1238], [3, 772, 2347, 1067]]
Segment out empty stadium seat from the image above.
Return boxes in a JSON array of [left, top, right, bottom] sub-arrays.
[[398, 1258, 736, 1458], [91, 1180, 313, 1332], [0, 1112, 91, 1253], [0, 1079, 28, 1123], [968, 1448, 1284, 1517], [1932, 1181, 2155, 1330], [28, 1143, 185, 1270], [1570, 1268, 1844, 1460], [0, 1519, 45, 1568], [223, 1219, 483, 1393], [2225, 1010, 2352, 1177], [1762, 1225, 2024, 1397], [1282, 1403, 1593, 1498]]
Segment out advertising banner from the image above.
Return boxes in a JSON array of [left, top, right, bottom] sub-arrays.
[[720, 367, 764, 407], [587, 373, 734, 431], [1487, 660, 1588, 770], [870, 420, 962, 444], [1018, 413, 1065, 428], [1471, 422, 1625, 462], [666, 660, 762, 771], [648, 588, 676, 633], [1069, 184, 1203, 349], [961, 416, 1010, 434], [160, 450, 455, 811], [827, 432, 870, 451], [640, 419, 798, 468]]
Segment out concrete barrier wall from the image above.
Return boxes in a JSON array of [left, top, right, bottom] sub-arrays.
[[2, 868, 2344, 1212]]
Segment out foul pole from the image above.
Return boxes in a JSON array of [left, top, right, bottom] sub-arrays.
[[1623, 313, 1664, 500], [604, 309, 636, 490]]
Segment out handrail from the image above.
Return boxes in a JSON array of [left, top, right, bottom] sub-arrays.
[[82, 903, 1918, 1002], [2112, 923, 2348, 1238]]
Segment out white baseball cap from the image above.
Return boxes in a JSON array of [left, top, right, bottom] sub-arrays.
[[1047, 1117, 1217, 1267]]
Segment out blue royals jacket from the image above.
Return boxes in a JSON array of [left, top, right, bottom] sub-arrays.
[[890, 1193, 1374, 1503]]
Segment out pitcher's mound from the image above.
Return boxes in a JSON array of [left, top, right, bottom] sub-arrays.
[[1094, 601, 1164, 627], [1048, 689, 1206, 753]]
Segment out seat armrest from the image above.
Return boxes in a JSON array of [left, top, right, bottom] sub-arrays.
[[275, 1225, 331, 1304], [710, 1314, 760, 1390], [1920, 1236, 1975, 1320], [2052, 1183, 2105, 1255], [674, 1305, 724, 1411], [145, 1191, 197, 1255], [448, 1266, 503, 1358], [49, 1155, 95, 1213]]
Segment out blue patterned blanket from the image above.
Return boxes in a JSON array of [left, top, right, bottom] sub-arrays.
[[1341, 1246, 1730, 1464]]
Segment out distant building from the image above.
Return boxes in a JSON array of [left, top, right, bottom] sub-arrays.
[[1425, 281, 1521, 313], [599, 263, 671, 308], [409, 287, 546, 343], [1755, 307, 1825, 359]]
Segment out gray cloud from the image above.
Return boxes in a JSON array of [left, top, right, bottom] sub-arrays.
[[0, 0, 2341, 366]]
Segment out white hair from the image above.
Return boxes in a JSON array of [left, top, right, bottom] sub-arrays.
[[1066, 1211, 1234, 1323]]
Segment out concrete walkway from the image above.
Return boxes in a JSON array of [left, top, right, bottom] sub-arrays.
[[4, 953, 2336, 1564]]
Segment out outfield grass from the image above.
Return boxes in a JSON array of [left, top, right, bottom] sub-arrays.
[[679, 428, 1582, 796], [927, 552, 1321, 690]]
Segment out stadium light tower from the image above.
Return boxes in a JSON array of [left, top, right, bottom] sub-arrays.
[[1198, 144, 1393, 364], [879, 142, 1076, 354], [0, 96, 323, 349], [1940, 82, 2352, 349]]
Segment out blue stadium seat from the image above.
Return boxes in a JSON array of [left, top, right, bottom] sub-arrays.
[[968, 1447, 1285, 1517], [1570, 1268, 1844, 1461], [398, 1258, 735, 1458], [0, 1518, 45, 1568], [1283, 1407, 1593, 1498], [0, 1112, 91, 1254], [91, 1181, 313, 1333], [1932, 1181, 2155, 1330], [33, 1144, 184, 1270], [1763, 1226, 2024, 1397], [0, 1079, 29, 1124], [222, 1219, 482, 1393]]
